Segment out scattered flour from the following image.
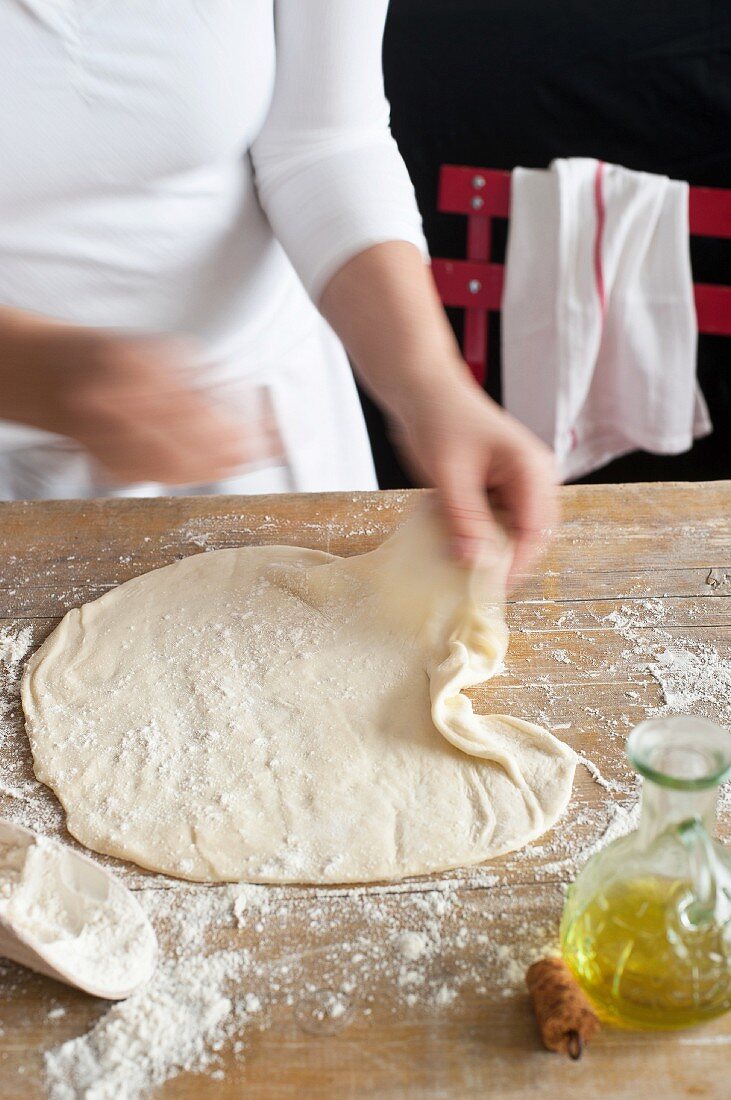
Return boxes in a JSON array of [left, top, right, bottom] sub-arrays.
[[647, 642, 731, 719], [601, 601, 730, 729], [549, 649, 571, 665], [0, 622, 62, 838], [0, 625, 32, 670], [231, 882, 272, 928], [576, 751, 627, 794], [46, 949, 238, 1099], [573, 801, 643, 865], [434, 983, 457, 1007], [395, 930, 429, 961]]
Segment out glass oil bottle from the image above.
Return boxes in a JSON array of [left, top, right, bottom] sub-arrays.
[[561, 715, 731, 1029]]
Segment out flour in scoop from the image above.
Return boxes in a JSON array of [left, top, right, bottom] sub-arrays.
[[0, 834, 156, 997]]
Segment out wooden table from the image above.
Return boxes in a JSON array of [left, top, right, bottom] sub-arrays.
[[0, 482, 729, 1099]]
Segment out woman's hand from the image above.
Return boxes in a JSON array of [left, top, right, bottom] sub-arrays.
[[319, 242, 559, 584], [0, 310, 254, 485], [391, 372, 559, 584]]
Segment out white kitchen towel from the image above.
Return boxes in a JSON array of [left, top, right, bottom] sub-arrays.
[[502, 158, 711, 480]]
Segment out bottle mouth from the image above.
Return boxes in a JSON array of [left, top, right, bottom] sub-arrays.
[[627, 714, 731, 791]]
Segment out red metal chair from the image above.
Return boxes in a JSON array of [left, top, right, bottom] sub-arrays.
[[431, 165, 731, 385]]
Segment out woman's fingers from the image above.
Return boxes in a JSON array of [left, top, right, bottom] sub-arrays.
[[58, 336, 281, 486], [75, 372, 247, 485], [500, 450, 560, 583], [387, 372, 561, 582], [437, 465, 502, 565], [439, 458, 556, 581]]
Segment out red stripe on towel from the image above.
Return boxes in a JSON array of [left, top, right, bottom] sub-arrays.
[[594, 161, 607, 320]]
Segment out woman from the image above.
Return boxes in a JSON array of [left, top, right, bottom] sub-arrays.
[[0, 0, 556, 578]]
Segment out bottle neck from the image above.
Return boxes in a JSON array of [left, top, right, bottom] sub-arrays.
[[637, 778, 718, 847]]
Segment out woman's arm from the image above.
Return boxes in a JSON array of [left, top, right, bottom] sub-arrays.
[[320, 243, 559, 580], [253, 2, 557, 577], [0, 307, 251, 484]]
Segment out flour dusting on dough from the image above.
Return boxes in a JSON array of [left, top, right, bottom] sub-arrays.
[[22, 508, 575, 884]]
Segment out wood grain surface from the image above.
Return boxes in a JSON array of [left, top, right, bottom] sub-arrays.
[[0, 482, 729, 1099]]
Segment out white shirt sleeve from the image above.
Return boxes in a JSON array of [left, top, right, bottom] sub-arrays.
[[251, 0, 429, 302]]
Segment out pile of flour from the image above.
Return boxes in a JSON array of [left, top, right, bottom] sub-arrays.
[[0, 832, 156, 998]]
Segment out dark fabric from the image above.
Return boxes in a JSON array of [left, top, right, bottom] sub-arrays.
[[361, 0, 731, 486]]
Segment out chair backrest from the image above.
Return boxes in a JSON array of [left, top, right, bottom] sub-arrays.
[[432, 165, 731, 385]]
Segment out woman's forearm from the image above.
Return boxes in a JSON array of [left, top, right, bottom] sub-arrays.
[[319, 240, 558, 579], [0, 306, 52, 424], [319, 241, 476, 422]]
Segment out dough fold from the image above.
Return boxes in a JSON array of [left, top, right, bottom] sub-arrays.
[[22, 505, 575, 883]]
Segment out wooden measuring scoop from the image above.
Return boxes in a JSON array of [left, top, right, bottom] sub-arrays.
[[0, 820, 157, 1000]]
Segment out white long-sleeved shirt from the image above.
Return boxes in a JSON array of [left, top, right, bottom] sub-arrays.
[[0, 0, 426, 495]]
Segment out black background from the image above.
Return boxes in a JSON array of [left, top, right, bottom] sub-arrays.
[[362, 0, 731, 487]]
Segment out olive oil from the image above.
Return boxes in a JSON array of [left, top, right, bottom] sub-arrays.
[[561, 874, 731, 1030]]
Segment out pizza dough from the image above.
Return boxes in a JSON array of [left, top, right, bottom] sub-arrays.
[[22, 506, 575, 884]]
